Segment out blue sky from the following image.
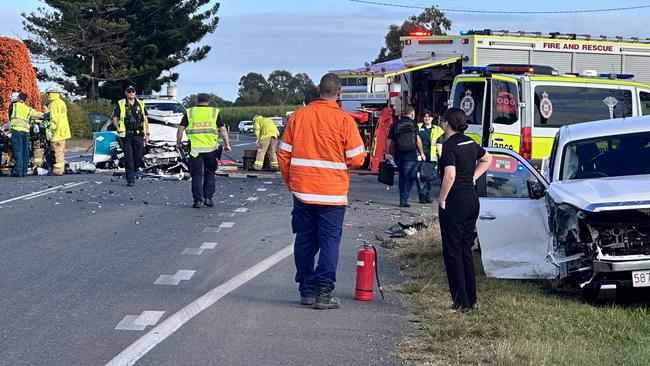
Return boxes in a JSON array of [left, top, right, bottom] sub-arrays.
[[2, 0, 650, 101]]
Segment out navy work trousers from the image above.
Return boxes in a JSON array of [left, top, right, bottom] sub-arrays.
[[439, 192, 479, 309], [11, 130, 30, 177], [188, 150, 217, 201], [292, 197, 346, 297], [122, 135, 144, 184], [397, 160, 417, 204]]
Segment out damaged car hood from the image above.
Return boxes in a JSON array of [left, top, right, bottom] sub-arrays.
[[548, 175, 650, 212]]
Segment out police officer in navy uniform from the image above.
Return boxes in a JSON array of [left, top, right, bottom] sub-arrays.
[[113, 85, 149, 186], [437, 107, 492, 312]]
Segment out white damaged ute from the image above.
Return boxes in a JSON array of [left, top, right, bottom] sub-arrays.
[[476, 116, 650, 299]]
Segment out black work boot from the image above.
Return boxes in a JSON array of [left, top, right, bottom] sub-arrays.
[[203, 198, 214, 207], [418, 194, 427, 204], [300, 296, 316, 306], [313, 286, 340, 310], [193, 200, 202, 209]]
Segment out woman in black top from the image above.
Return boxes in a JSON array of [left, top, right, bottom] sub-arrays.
[[438, 108, 492, 312]]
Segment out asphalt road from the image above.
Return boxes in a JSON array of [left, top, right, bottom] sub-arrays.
[[0, 154, 426, 365]]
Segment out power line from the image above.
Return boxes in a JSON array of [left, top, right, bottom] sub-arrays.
[[350, 0, 650, 14]]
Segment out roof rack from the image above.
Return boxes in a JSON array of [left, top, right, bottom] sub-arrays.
[[460, 29, 650, 44]]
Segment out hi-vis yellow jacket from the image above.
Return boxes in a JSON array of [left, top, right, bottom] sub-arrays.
[[47, 93, 71, 142], [253, 115, 279, 142]]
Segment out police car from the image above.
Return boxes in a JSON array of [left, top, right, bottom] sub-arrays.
[[475, 116, 650, 299]]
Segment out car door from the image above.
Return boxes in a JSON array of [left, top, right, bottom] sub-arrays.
[[476, 148, 558, 279]]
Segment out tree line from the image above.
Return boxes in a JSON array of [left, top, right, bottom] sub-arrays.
[[182, 70, 318, 108]]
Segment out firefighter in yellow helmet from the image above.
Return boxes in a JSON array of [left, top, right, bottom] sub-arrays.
[[176, 93, 231, 208], [252, 115, 279, 171], [46, 87, 71, 175]]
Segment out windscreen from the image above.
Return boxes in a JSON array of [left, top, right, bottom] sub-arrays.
[[146, 102, 186, 114], [561, 131, 650, 180], [452, 80, 485, 125]]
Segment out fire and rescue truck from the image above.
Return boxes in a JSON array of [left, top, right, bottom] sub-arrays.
[[332, 29, 650, 170]]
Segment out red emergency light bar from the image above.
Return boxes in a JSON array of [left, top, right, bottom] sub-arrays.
[[488, 65, 534, 73], [418, 39, 453, 45], [409, 29, 432, 37]]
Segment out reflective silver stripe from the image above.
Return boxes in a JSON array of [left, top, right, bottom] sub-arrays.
[[293, 192, 348, 204], [186, 128, 218, 134], [345, 145, 365, 158], [279, 142, 292, 152], [212, 108, 217, 118], [188, 109, 193, 119], [193, 146, 218, 153], [457, 141, 474, 146], [290, 158, 347, 170]]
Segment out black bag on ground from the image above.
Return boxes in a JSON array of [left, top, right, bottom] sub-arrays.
[[395, 121, 417, 152], [378, 161, 395, 186]]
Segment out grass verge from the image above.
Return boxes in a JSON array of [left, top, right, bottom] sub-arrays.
[[379, 217, 650, 366]]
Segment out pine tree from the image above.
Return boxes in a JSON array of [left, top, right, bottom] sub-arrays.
[[23, 1, 220, 101]]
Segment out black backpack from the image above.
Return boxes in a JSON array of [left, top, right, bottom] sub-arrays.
[[395, 121, 417, 152]]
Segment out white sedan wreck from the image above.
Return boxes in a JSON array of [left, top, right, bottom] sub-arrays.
[[476, 116, 650, 299]]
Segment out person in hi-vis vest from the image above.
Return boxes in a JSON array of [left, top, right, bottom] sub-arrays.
[[8, 92, 43, 177], [112, 85, 149, 186], [176, 93, 231, 209]]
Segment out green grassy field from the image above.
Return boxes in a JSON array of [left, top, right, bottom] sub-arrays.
[[381, 218, 650, 366]]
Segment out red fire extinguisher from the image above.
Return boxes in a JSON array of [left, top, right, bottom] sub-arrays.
[[355, 244, 384, 301]]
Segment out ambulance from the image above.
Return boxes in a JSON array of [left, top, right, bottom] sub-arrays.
[[331, 29, 650, 168], [451, 65, 650, 163]]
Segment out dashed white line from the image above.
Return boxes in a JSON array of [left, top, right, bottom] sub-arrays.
[[0, 181, 88, 205], [256, 188, 267, 192], [200, 242, 218, 250], [105, 244, 294, 365], [219, 222, 235, 228], [115, 311, 165, 331], [232, 142, 255, 147], [181, 248, 204, 255], [234, 207, 249, 213], [154, 270, 196, 285], [202, 227, 221, 233], [247, 197, 258, 201]]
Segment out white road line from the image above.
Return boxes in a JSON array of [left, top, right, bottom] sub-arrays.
[[115, 311, 166, 331], [247, 197, 258, 201], [106, 244, 294, 366], [200, 242, 218, 250], [232, 142, 255, 147], [234, 207, 249, 213], [0, 181, 88, 205], [219, 222, 235, 228]]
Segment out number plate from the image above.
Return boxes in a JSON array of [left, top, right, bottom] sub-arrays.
[[632, 271, 650, 287]]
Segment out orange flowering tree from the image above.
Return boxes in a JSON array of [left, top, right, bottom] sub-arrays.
[[0, 37, 41, 123]]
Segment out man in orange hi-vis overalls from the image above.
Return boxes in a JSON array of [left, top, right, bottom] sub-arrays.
[[277, 73, 367, 310]]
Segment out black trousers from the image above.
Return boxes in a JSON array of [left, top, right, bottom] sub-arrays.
[[188, 150, 217, 201], [122, 135, 144, 184], [439, 191, 479, 309]]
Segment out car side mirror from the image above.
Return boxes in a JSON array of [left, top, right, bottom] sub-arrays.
[[527, 179, 546, 200]]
